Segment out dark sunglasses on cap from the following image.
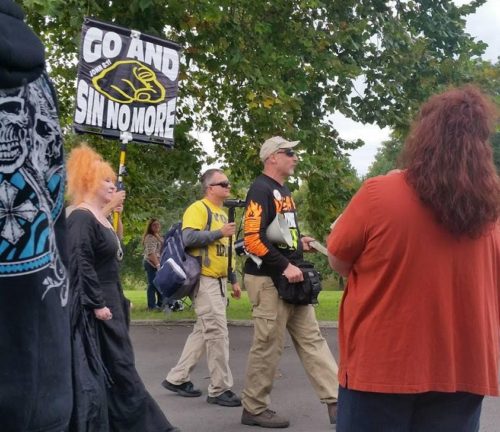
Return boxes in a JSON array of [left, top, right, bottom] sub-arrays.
[[276, 148, 296, 157], [210, 181, 231, 188]]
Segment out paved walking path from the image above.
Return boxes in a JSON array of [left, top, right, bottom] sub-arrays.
[[131, 323, 499, 432]]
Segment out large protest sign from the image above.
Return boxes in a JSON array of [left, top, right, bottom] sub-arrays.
[[74, 18, 180, 147]]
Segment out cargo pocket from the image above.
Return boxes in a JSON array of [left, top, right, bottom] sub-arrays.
[[199, 314, 227, 340], [245, 275, 279, 342]]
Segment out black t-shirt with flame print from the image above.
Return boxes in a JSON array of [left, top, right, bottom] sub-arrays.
[[243, 174, 303, 277]]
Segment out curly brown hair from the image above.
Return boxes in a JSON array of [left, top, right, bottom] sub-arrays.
[[401, 85, 500, 237]]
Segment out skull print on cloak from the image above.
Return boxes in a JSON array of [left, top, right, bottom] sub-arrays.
[[0, 96, 29, 173], [0, 77, 67, 305]]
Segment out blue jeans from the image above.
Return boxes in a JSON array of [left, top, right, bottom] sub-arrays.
[[144, 260, 163, 309], [337, 386, 483, 432]]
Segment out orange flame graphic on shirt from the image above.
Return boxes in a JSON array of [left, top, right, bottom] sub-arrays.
[[244, 200, 269, 256], [274, 196, 295, 214]]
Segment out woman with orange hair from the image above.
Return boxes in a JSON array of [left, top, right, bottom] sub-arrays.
[[328, 86, 500, 431], [66, 144, 180, 432]]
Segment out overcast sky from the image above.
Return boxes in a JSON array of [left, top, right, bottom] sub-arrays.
[[347, 0, 499, 176]]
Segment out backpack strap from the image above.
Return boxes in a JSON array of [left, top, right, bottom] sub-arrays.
[[201, 201, 212, 231], [200, 200, 213, 267]]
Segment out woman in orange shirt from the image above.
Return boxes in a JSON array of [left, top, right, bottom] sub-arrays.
[[328, 86, 500, 432]]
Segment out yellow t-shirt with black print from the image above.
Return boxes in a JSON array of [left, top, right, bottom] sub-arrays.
[[182, 198, 232, 278]]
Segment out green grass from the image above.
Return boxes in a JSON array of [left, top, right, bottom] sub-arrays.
[[126, 289, 342, 322]]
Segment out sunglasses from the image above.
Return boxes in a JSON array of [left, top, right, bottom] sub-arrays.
[[210, 181, 231, 188], [276, 148, 296, 157]]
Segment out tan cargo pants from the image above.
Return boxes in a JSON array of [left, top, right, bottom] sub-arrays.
[[241, 274, 339, 415], [166, 275, 233, 397]]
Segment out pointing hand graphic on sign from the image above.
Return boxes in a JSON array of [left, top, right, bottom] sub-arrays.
[[92, 60, 166, 104]]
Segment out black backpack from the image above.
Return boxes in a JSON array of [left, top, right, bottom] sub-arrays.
[[153, 202, 212, 300]]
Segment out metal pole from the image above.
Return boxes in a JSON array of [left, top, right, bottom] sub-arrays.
[[227, 206, 236, 279]]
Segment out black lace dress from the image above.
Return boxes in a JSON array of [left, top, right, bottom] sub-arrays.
[[68, 209, 177, 432]]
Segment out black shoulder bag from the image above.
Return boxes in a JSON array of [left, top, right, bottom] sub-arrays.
[[274, 260, 322, 305]]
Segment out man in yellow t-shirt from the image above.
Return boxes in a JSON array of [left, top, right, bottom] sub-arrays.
[[162, 169, 242, 407]]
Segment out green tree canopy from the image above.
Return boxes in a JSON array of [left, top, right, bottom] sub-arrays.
[[21, 0, 488, 237], [490, 133, 500, 173], [366, 60, 500, 179], [365, 135, 403, 178]]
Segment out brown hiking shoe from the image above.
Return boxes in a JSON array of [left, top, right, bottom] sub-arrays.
[[241, 408, 290, 428]]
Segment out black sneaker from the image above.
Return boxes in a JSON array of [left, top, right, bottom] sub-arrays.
[[161, 379, 202, 397], [207, 390, 242, 407]]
